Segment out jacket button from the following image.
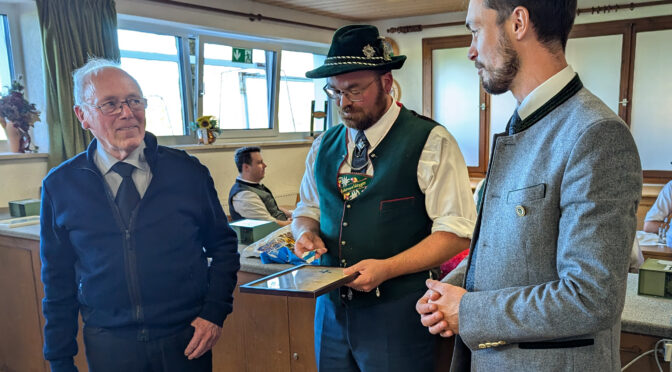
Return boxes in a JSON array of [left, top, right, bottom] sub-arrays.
[[515, 205, 526, 217], [346, 204, 351, 209], [342, 222, 348, 227], [341, 241, 346, 246], [478, 343, 486, 349]]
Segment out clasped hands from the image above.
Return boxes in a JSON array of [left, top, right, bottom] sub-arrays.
[[415, 279, 467, 338]]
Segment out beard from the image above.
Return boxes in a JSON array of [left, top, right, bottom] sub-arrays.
[[478, 32, 520, 95], [338, 82, 389, 131]]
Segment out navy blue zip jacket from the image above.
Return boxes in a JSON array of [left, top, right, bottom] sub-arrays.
[[40, 132, 240, 371]]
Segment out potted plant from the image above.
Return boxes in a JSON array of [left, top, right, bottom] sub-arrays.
[[190, 115, 221, 145], [0, 79, 41, 153]]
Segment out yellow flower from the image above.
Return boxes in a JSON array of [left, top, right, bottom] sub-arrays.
[[196, 115, 213, 129]]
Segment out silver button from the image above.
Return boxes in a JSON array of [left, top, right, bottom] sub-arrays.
[[346, 204, 351, 208], [341, 241, 346, 245], [342, 222, 348, 227], [515, 205, 526, 217]]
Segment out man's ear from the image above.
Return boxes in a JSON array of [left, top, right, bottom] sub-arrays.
[[510, 6, 531, 41], [380, 72, 394, 94], [74, 105, 89, 130]]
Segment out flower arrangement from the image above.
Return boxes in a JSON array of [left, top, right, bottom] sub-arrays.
[[190, 115, 221, 145], [0, 80, 41, 153]]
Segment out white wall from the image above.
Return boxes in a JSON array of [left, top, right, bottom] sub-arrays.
[[0, 155, 47, 206], [370, 3, 672, 115], [0, 143, 310, 212]]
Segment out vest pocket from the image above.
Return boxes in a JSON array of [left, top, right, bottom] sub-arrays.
[[379, 197, 418, 225]]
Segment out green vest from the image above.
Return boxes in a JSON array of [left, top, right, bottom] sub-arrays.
[[315, 105, 438, 307]]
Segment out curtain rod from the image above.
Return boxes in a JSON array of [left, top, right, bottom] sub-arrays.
[[145, 0, 338, 32], [387, 0, 672, 34], [577, 0, 672, 14]]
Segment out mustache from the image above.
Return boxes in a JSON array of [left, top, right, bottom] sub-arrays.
[[474, 61, 485, 69]]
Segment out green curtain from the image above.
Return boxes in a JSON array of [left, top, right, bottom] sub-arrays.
[[37, 0, 120, 168]]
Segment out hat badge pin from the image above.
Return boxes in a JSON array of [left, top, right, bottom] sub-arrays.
[[362, 44, 376, 59], [380, 37, 392, 61]]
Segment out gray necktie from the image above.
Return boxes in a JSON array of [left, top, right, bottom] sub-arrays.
[[351, 130, 369, 173], [111, 162, 140, 227]]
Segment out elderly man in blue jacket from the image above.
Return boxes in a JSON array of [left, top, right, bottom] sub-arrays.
[[40, 58, 240, 372]]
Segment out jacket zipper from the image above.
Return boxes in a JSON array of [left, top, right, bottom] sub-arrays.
[[83, 167, 145, 326]]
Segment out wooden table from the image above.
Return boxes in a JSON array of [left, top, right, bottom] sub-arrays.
[[640, 243, 672, 260]]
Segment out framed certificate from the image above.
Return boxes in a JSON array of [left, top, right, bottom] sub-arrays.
[[240, 264, 358, 298]]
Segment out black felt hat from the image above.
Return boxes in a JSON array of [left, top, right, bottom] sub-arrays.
[[305, 25, 406, 79]]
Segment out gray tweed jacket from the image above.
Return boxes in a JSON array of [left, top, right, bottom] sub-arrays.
[[444, 87, 642, 371]]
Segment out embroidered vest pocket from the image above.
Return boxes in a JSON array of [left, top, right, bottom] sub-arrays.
[[507, 184, 546, 204]]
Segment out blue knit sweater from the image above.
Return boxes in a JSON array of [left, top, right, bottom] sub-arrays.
[[40, 133, 240, 371]]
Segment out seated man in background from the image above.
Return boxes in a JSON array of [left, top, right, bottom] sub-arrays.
[[643, 180, 672, 233], [229, 146, 292, 226]]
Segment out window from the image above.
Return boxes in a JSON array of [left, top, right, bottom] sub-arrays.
[[198, 39, 276, 133], [118, 29, 188, 136], [278, 51, 329, 133], [423, 15, 672, 182], [117, 20, 329, 139], [0, 14, 15, 141]]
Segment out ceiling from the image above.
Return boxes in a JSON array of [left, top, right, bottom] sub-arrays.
[[247, 0, 468, 21], [245, 0, 666, 21]]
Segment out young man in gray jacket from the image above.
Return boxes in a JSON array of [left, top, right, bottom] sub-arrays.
[[416, 1, 642, 371]]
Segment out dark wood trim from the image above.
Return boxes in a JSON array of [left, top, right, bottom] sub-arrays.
[[643, 171, 672, 184], [623, 22, 635, 124]]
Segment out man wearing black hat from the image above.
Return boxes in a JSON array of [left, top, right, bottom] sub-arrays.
[[291, 25, 477, 371]]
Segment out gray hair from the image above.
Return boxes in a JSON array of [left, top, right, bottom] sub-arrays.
[[72, 58, 141, 105]]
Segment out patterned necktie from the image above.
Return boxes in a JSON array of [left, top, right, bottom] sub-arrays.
[[507, 109, 522, 135], [111, 162, 140, 227], [351, 130, 369, 173]]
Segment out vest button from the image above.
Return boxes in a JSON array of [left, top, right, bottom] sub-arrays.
[[342, 222, 348, 227], [341, 240, 346, 246]]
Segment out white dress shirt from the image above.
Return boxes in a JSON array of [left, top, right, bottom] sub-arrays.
[[645, 181, 672, 222], [293, 99, 477, 239], [94, 141, 152, 199], [231, 177, 283, 221], [517, 65, 576, 120]]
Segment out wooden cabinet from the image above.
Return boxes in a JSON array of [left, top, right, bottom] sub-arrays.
[[214, 271, 317, 372], [0, 234, 88, 372], [620, 331, 668, 372]]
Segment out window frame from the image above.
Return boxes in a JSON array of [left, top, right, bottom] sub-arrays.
[[0, 7, 24, 146], [117, 17, 330, 141], [422, 15, 672, 183], [196, 34, 281, 138], [117, 19, 195, 141]]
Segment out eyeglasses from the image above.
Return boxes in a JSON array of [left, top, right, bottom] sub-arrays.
[[86, 97, 148, 116], [323, 78, 378, 102]]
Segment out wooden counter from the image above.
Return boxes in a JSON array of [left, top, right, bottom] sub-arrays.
[[1, 222, 670, 372]]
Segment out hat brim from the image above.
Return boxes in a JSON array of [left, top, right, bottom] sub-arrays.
[[305, 55, 406, 79]]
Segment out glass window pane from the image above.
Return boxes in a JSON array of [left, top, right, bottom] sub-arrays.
[[489, 91, 517, 150], [202, 43, 272, 130], [433, 47, 480, 167], [631, 29, 672, 171], [118, 29, 185, 136], [0, 14, 14, 141], [278, 51, 328, 133], [566, 35, 622, 114]]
